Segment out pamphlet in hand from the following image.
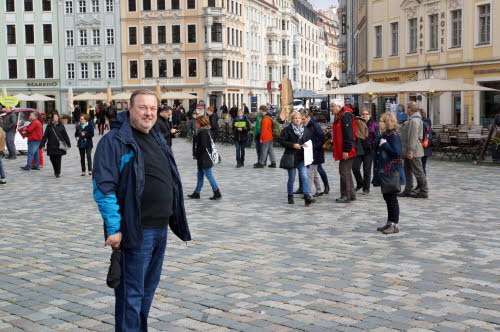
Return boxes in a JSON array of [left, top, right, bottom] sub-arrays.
[[303, 140, 313, 166]]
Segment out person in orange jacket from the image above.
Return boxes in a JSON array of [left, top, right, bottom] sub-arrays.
[[254, 105, 277, 168], [20, 112, 43, 171]]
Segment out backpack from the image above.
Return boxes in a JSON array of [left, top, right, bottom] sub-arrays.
[[355, 117, 369, 140], [265, 116, 282, 139]]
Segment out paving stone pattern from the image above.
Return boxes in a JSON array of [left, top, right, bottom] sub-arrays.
[[0, 126, 499, 331]]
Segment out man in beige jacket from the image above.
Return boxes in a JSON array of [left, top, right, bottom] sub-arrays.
[[399, 102, 428, 198]]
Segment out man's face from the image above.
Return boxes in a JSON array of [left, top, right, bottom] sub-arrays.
[[330, 105, 340, 115], [166, 110, 172, 119], [237, 110, 243, 117], [29, 113, 36, 121], [130, 94, 158, 133], [6, 107, 12, 113], [259, 108, 266, 115]]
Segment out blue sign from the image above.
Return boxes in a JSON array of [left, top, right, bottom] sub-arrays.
[[251, 97, 257, 103], [326, 70, 332, 79]]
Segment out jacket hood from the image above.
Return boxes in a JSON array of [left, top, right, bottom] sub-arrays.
[[111, 110, 128, 129]]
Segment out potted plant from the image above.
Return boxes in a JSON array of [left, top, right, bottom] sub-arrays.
[[491, 136, 500, 163], [60, 114, 71, 125]]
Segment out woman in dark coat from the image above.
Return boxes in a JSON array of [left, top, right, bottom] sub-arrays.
[[40, 113, 71, 178], [304, 110, 329, 197], [421, 110, 432, 175], [353, 108, 379, 194], [75, 114, 94, 176], [279, 112, 315, 206], [188, 116, 221, 200]]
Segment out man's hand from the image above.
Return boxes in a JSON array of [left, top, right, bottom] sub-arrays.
[[407, 153, 413, 159], [238, 128, 243, 131], [170, 129, 177, 134], [293, 143, 301, 150], [42, 147, 47, 152], [105, 233, 122, 249], [81, 132, 85, 136], [342, 152, 349, 160]]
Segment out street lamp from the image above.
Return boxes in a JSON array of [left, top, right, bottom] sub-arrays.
[[325, 80, 331, 91], [424, 63, 434, 79]]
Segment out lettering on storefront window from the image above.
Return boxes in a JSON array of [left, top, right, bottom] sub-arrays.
[[27, 82, 58, 87]]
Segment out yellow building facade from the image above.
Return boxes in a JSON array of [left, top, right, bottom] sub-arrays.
[[367, 0, 500, 125]]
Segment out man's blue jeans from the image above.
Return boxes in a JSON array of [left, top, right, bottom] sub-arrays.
[[26, 140, 40, 168], [0, 154, 5, 179], [317, 163, 329, 188], [235, 141, 246, 162], [287, 161, 310, 195], [195, 167, 219, 193], [115, 227, 168, 332]]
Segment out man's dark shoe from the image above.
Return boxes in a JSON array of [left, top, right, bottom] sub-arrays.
[[304, 195, 316, 206], [187, 192, 200, 199], [294, 188, 303, 195], [236, 161, 242, 168], [32, 167, 41, 170], [362, 189, 370, 195], [409, 191, 428, 199], [288, 195, 294, 204], [268, 162, 277, 168], [209, 189, 222, 200], [397, 191, 412, 197], [55, 174, 60, 178], [241, 161, 244, 167], [382, 223, 400, 234], [313, 192, 323, 197], [335, 196, 350, 203], [20, 166, 30, 171], [323, 186, 330, 195], [253, 163, 264, 168], [377, 223, 391, 232], [350, 196, 357, 201], [355, 185, 363, 192]]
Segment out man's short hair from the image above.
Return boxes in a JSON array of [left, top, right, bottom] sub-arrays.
[[130, 89, 159, 107], [407, 101, 419, 112], [259, 105, 267, 112], [161, 106, 172, 112]]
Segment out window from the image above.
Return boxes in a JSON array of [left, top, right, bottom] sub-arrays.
[[6, 0, 14, 11], [187, 0, 195, 9], [212, 23, 222, 42], [25, 25, 34, 44], [26, 59, 35, 79], [144, 60, 153, 78], [268, 67, 272, 81], [129, 60, 138, 78], [66, 30, 74, 46], [173, 59, 181, 77], [171, 0, 179, 9], [408, 18, 417, 53], [157, 26, 166, 44], [91, 0, 99, 12], [7, 25, 16, 44], [106, 28, 114, 45], [128, 0, 136, 11], [105, 0, 113, 11], [374, 25, 382, 58], [93, 62, 102, 79], [43, 24, 52, 44], [42, 0, 51, 11], [187, 25, 196, 43], [478, 4, 491, 44], [107, 62, 115, 79], [208, 0, 215, 7], [157, 0, 164, 10], [129, 26, 137, 45], [143, 26, 152, 44], [81, 62, 89, 79], [158, 59, 167, 77], [44, 59, 53, 78], [172, 25, 180, 43], [80, 29, 88, 46], [188, 59, 197, 77], [212, 59, 222, 77], [451, 9, 462, 48], [65, 1, 73, 13], [8, 60, 17, 79], [93, 29, 100, 45], [143, 0, 150, 10], [390, 22, 398, 56], [79, 0, 86, 12], [67, 63, 75, 79], [24, 0, 33, 11], [429, 14, 438, 50]]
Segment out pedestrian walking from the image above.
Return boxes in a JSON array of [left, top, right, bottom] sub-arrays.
[[352, 108, 378, 195], [20, 112, 43, 171], [93, 89, 191, 331], [233, 109, 250, 168], [188, 116, 222, 200], [303, 110, 330, 196], [229, 104, 238, 119], [331, 102, 357, 203], [72, 105, 81, 125], [207, 106, 219, 141], [279, 112, 316, 206], [399, 101, 428, 198], [88, 105, 96, 126], [40, 114, 71, 178], [375, 113, 403, 234], [75, 114, 94, 176], [0, 127, 7, 183], [420, 110, 432, 175], [254, 105, 277, 168], [2, 106, 17, 159], [253, 111, 265, 165]]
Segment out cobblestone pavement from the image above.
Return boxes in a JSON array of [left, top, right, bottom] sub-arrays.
[[0, 127, 499, 332]]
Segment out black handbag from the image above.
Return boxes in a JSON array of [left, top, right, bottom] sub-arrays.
[[380, 169, 401, 194], [279, 153, 295, 169], [106, 248, 121, 288]]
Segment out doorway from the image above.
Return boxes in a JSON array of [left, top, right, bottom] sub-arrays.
[[209, 95, 218, 109], [452, 93, 461, 125]]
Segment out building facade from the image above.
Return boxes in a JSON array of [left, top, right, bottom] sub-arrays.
[[0, 0, 61, 113], [59, 0, 122, 112], [367, 0, 500, 126], [317, 8, 340, 91]]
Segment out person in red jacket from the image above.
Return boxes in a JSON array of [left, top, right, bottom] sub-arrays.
[[331, 102, 357, 203], [20, 112, 43, 171], [254, 105, 277, 168]]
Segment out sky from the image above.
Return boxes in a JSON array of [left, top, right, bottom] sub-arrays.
[[308, 0, 338, 10]]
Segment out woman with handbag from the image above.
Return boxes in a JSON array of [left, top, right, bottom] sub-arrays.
[[279, 112, 315, 206], [188, 116, 222, 200], [40, 113, 71, 178], [375, 113, 403, 234], [75, 114, 94, 176]]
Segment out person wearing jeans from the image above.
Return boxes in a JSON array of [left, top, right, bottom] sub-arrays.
[[255, 105, 276, 168], [232, 109, 250, 168], [0, 127, 6, 183], [75, 114, 94, 176], [194, 167, 219, 193], [2, 107, 17, 159], [21, 112, 43, 171]]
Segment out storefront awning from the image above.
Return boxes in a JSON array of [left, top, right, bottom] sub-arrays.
[[161, 91, 200, 100], [321, 81, 398, 95]]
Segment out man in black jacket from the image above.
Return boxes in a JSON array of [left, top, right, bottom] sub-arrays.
[[2, 107, 17, 159], [207, 106, 219, 140], [153, 106, 177, 146]]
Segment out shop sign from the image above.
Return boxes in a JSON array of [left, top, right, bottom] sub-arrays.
[[326, 69, 332, 79], [166, 89, 182, 92], [371, 71, 417, 83], [228, 88, 240, 92], [27, 82, 58, 87], [0, 96, 19, 107]]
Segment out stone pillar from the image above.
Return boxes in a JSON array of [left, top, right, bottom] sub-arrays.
[[207, 25, 212, 49]]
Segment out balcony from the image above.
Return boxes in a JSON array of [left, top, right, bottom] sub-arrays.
[[206, 76, 225, 85], [281, 7, 293, 16], [267, 53, 280, 64], [205, 41, 224, 51], [204, 7, 225, 16], [266, 26, 280, 37]]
